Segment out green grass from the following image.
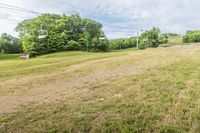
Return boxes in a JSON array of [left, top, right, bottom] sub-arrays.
[[1, 51, 200, 132], [1, 46, 200, 132], [0, 49, 135, 81], [0, 54, 19, 61]]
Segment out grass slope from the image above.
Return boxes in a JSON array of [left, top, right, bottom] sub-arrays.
[[1, 45, 200, 133], [0, 49, 135, 81], [0, 54, 19, 61]]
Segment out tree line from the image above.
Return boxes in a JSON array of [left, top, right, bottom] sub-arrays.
[[109, 37, 137, 50], [1, 13, 200, 56], [0, 33, 22, 54]]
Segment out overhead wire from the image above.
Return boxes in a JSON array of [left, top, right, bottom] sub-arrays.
[[0, 3, 40, 24], [0, 3, 134, 36], [0, 3, 40, 14], [0, 18, 21, 22], [68, 9, 134, 33]]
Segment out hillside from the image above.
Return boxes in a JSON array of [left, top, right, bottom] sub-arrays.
[[1, 44, 200, 132], [0, 54, 19, 61]]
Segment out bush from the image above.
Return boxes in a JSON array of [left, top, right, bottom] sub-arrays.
[[110, 37, 137, 50], [139, 27, 160, 49], [0, 33, 22, 54], [65, 40, 80, 50], [162, 33, 179, 37], [159, 34, 168, 44], [139, 39, 147, 49], [183, 30, 200, 43]]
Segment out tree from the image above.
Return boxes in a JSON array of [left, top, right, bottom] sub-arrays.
[[159, 34, 168, 44], [16, 13, 109, 56], [183, 30, 200, 43], [65, 40, 80, 50], [162, 33, 179, 37], [0, 33, 22, 54], [139, 27, 160, 49]]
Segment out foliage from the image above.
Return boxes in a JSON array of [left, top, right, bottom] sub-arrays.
[[159, 33, 181, 45], [0, 33, 22, 54], [138, 38, 146, 49], [65, 40, 80, 50], [139, 27, 160, 49], [109, 37, 137, 50], [162, 33, 179, 37], [158, 34, 168, 44], [159, 35, 183, 48], [183, 30, 200, 43], [16, 14, 109, 56]]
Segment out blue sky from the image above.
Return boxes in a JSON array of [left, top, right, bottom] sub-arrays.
[[0, 0, 200, 38]]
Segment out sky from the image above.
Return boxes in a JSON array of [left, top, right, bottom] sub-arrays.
[[0, 0, 200, 39]]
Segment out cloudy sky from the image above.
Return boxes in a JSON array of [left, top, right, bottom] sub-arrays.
[[0, 0, 200, 38]]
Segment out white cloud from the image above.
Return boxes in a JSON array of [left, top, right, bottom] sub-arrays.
[[0, 0, 200, 38]]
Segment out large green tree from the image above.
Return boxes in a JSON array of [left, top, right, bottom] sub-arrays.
[[139, 27, 160, 49], [16, 14, 109, 56]]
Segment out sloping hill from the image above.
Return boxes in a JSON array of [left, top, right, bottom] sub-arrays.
[[1, 44, 200, 132], [0, 54, 19, 61]]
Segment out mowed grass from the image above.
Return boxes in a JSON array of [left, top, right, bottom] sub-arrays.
[[1, 46, 200, 132], [0, 49, 136, 81], [0, 54, 19, 61]]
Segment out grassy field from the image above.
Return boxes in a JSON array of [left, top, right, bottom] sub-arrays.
[[1, 44, 200, 132], [159, 36, 184, 47], [0, 54, 19, 61]]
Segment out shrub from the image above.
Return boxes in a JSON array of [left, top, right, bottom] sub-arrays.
[[139, 27, 160, 49], [183, 30, 200, 43], [0, 33, 22, 54], [65, 40, 80, 50], [159, 34, 168, 44], [110, 37, 137, 50]]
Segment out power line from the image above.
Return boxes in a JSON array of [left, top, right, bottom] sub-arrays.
[[0, 3, 135, 31], [0, 6, 39, 14], [103, 29, 132, 33], [0, 4, 136, 37], [0, 3, 40, 14], [0, 18, 21, 22], [69, 10, 135, 30], [103, 23, 134, 29], [0, 3, 35, 11], [0, 3, 40, 22]]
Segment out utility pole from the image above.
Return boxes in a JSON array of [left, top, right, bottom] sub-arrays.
[[136, 31, 139, 49], [99, 37, 106, 52], [132, 30, 143, 49], [87, 41, 89, 52]]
